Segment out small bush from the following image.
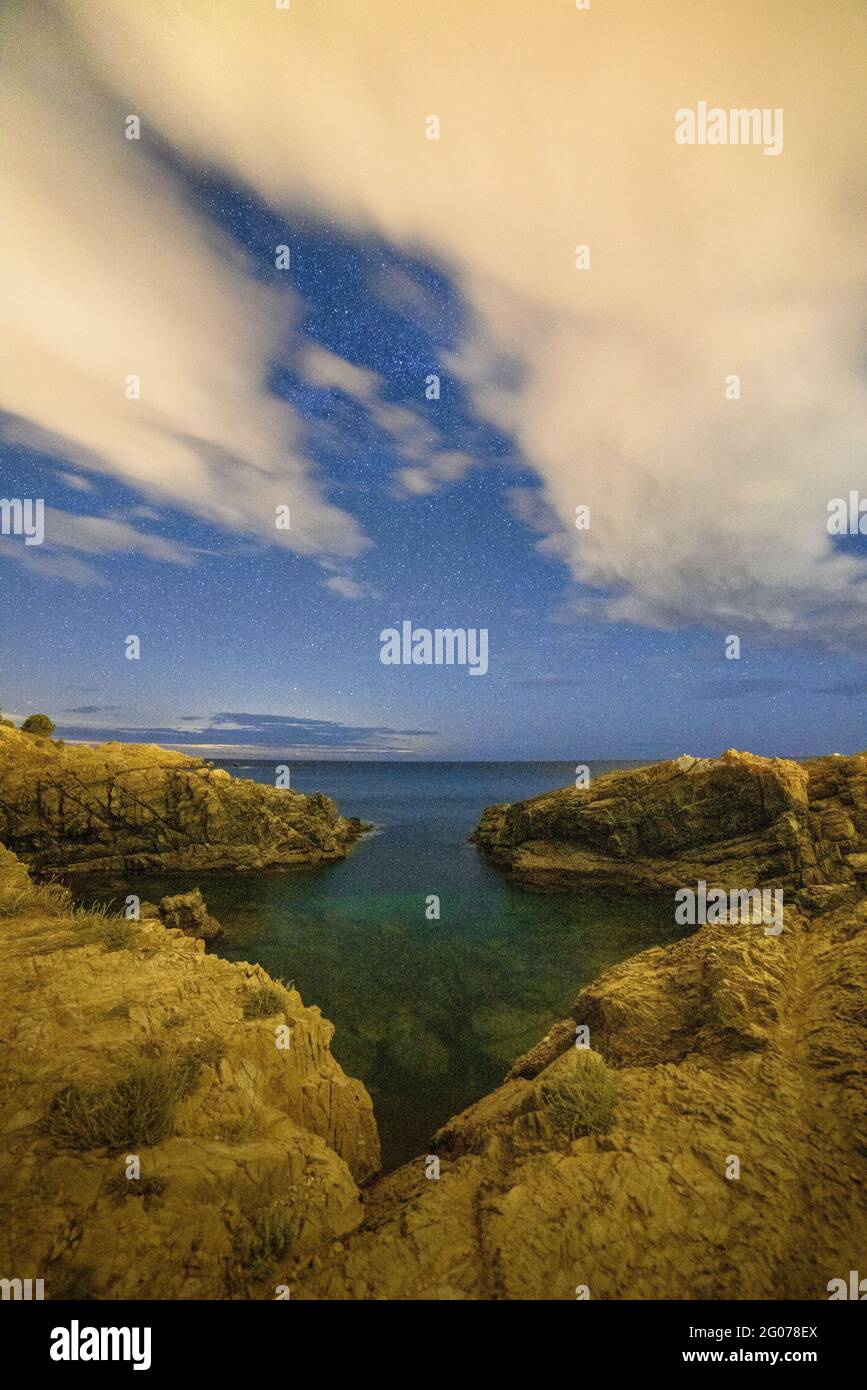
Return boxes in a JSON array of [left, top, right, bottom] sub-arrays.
[[181, 1034, 227, 1074], [101, 919, 139, 952], [237, 1200, 300, 1277], [541, 1054, 620, 1139], [242, 985, 285, 1020], [0, 888, 30, 918], [71, 903, 114, 932], [21, 713, 56, 736], [0, 879, 70, 918], [219, 1108, 267, 1145], [46, 1038, 225, 1152]]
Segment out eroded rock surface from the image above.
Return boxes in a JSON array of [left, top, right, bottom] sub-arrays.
[[2, 746, 865, 1300], [0, 845, 379, 1299], [0, 725, 366, 875], [158, 888, 223, 941], [283, 750, 867, 1300], [290, 895, 867, 1300], [471, 750, 867, 894]]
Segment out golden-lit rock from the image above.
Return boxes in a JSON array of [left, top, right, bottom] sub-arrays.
[[0, 724, 366, 875], [0, 848, 379, 1299], [471, 750, 867, 894], [290, 895, 867, 1300]]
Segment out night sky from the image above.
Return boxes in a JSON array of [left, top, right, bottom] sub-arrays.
[[1, 1, 864, 760]]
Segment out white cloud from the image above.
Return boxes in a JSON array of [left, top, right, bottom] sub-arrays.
[[0, 3, 367, 565], [301, 345, 380, 402], [323, 575, 379, 601], [394, 451, 476, 496], [3, 0, 866, 641]]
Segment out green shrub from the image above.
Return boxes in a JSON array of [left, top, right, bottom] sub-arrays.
[[46, 1038, 225, 1151], [181, 1034, 227, 1073], [242, 985, 286, 1020], [101, 919, 138, 952], [70, 902, 114, 930], [541, 1054, 620, 1138], [237, 1199, 300, 1276], [219, 1108, 267, 1145], [21, 713, 56, 736]]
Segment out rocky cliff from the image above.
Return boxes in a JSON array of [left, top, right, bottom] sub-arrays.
[[0, 844, 379, 1299], [282, 749, 867, 1300], [471, 750, 867, 895], [2, 744, 864, 1300], [0, 725, 366, 875], [288, 867, 867, 1299]]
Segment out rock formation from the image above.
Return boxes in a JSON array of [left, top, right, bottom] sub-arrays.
[[0, 724, 367, 875], [0, 844, 379, 1299], [471, 750, 867, 895], [155, 888, 224, 942], [282, 749, 867, 1299], [1, 744, 864, 1299], [288, 876, 867, 1300]]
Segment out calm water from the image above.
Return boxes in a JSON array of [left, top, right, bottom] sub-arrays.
[[76, 761, 688, 1169]]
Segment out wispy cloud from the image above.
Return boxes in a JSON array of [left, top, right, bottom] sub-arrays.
[[322, 575, 380, 601], [691, 677, 791, 701], [2, 0, 865, 645], [57, 710, 437, 754]]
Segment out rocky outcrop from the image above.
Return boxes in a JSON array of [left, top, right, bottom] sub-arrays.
[[0, 845, 379, 1299], [280, 749, 867, 1300], [289, 892, 867, 1300], [2, 742, 864, 1300], [155, 888, 223, 942], [471, 750, 867, 895], [0, 725, 366, 875]]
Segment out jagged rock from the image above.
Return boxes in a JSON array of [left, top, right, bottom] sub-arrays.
[[0, 847, 380, 1299], [281, 749, 867, 1300], [158, 889, 223, 942], [289, 896, 867, 1300], [3, 742, 865, 1301], [0, 724, 367, 875], [471, 749, 867, 894]]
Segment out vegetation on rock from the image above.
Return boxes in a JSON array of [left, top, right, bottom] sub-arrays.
[[541, 1053, 619, 1138], [20, 713, 56, 736]]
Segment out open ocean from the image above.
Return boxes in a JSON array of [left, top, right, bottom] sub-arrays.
[[81, 760, 690, 1169]]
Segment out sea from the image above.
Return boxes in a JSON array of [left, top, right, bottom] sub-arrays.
[[77, 760, 690, 1169]]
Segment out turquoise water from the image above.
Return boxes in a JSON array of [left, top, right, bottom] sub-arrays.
[[77, 761, 688, 1169]]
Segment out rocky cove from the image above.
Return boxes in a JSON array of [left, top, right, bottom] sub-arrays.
[[0, 724, 865, 1300]]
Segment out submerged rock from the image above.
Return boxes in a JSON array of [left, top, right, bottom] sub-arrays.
[[0, 724, 367, 876]]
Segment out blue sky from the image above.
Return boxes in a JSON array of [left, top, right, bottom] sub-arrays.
[[0, 0, 864, 759]]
